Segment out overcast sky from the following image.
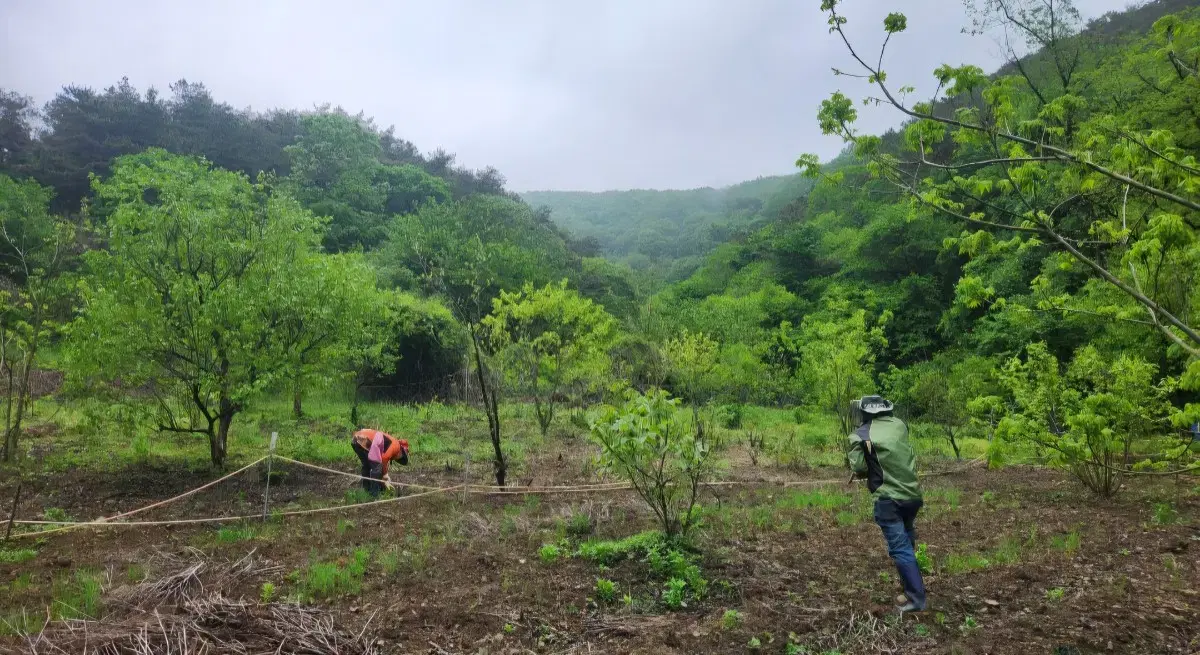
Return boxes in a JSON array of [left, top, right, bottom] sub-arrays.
[[1, 0, 1137, 192]]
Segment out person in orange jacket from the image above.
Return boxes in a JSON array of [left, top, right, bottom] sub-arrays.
[[350, 428, 410, 497]]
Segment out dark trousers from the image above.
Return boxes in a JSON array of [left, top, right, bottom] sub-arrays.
[[350, 441, 384, 497], [874, 497, 926, 608]]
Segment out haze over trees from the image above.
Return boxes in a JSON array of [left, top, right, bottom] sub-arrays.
[[1, 2, 1199, 653], [0, 0, 1197, 493]]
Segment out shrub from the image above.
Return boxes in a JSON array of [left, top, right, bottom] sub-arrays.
[[215, 525, 256, 544], [0, 548, 37, 564], [594, 578, 618, 604], [589, 390, 714, 539], [945, 553, 991, 574], [662, 577, 687, 609], [43, 508, 70, 523], [565, 510, 594, 537], [716, 404, 745, 429], [298, 548, 370, 600], [721, 609, 742, 630], [914, 543, 932, 574], [52, 569, 103, 620], [538, 543, 563, 564], [576, 531, 663, 565], [994, 344, 1172, 497], [1051, 530, 1081, 555], [1152, 502, 1178, 525]]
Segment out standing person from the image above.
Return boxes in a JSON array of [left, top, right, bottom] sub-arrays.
[[350, 428, 410, 497], [846, 395, 926, 613]]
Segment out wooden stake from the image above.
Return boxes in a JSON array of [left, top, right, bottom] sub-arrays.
[[462, 452, 470, 504], [4, 479, 22, 542], [262, 432, 278, 521]]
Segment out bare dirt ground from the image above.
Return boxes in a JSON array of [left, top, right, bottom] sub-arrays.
[[1, 432, 1198, 655]]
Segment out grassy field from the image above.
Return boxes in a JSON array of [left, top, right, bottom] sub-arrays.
[[0, 390, 1196, 654]]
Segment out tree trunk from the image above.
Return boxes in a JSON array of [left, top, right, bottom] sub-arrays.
[[470, 328, 505, 487], [211, 393, 234, 468], [292, 377, 303, 419], [534, 397, 553, 436], [947, 427, 961, 460], [3, 348, 35, 464]]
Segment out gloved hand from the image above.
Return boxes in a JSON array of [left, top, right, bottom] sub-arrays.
[[383, 473, 394, 490]]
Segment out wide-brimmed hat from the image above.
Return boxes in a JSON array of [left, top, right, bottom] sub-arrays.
[[859, 395, 894, 415]]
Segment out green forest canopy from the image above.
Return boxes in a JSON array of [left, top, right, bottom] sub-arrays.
[[0, 0, 1198, 490]]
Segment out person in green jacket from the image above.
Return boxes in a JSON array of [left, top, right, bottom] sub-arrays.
[[847, 395, 926, 612]]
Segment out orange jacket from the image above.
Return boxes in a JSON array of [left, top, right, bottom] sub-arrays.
[[352, 429, 409, 476]]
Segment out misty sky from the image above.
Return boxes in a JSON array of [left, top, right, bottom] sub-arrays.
[[1, 1, 1136, 192]]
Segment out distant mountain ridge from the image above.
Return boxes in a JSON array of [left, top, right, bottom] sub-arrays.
[[522, 174, 812, 281]]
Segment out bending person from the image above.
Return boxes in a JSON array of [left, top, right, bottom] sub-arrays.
[[350, 428, 410, 497], [846, 395, 926, 613]]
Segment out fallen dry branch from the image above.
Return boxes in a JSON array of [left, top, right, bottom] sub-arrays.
[[4, 551, 372, 655], [17, 596, 380, 655]]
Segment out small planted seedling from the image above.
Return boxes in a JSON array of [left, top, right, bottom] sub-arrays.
[[1051, 530, 1081, 555], [959, 615, 978, 635], [1151, 503, 1178, 526], [594, 578, 618, 605], [663, 578, 687, 610], [538, 543, 562, 564], [721, 609, 742, 630], [914, 543, 932, 574], [747, 636, 762, 650], [914, 623, 931, 637], [1045, 587, 1065, 603], [260, 582, 277, 603]]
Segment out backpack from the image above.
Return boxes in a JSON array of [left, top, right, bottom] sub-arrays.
[[858, 435, 885, 493]]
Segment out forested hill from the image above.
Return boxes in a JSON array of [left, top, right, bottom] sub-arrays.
[[522, 174, 813, 281], [631, 0, 1200, 449]]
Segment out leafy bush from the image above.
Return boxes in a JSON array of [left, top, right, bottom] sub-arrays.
[[914, 543, 932, 574], [298, 548, 370, 600], [52, 569, 103, 620], [1051, 530, 1081, 555], [538, 543, 563, 564], [945, 553, 991, 574], [594, 578, 618, 604], [994, 344, 1173, 496], [716, 403, 745, 429], [721, 609, 742, 629], [662, 577, 687, 609], [1152, 502, 1178, 525], [565, 510, 594, 537], [0, 548, 37, 564], [590, 390, 714, 538], [215, 525, 257, 544], [43, 508, 71, 523], [576, 531, 663, 565]]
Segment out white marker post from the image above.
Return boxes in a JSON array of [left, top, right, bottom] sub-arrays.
[[262, 432, 278, 521], [462, 452, 470, 504]]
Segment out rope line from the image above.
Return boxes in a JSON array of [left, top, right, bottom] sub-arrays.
[[6, 445, 987, 540], [8, 486, 460, 538], [275, 456, 447, 491], [101, 457, 268, 523], [275, 455, 635, 494]]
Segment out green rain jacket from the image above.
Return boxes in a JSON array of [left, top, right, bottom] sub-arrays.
[[846, 416, 922, 501]]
